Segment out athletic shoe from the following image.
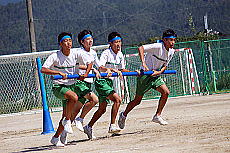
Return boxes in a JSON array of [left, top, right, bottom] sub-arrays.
[[108, 124, 121, 134], [50, 136, 65, 147], [60, 131, 68, 145], [75, 117, 84, 132], [152, 115, 168, 125], [83, 125, 96, 140], [118, 111, 126, 129], [62, 119, 73, 133]]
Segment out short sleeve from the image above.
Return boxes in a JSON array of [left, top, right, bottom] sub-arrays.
[[77, 51, 94, 65], [91, 50, 101, 68], [99, 51, 108, 66], [42, 54, 55, 68], [142, 43, 162, 53]]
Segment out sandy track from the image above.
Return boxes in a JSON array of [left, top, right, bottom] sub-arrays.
[[1, 93, 229, 153]]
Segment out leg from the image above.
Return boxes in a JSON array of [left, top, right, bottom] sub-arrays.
[[107, 92, 122, 124], [70, 101, 84, 121], [64, 90, 79, 120], [106, 92, 124, 134], [152, 84, 169, 125], [123, 94, 143, 117], [80, 92, 99, 119], [72, 92, 98, 132], [59, 101, 83, 145], [88, 102, 107, 127], [53, 108, 66, 138], [155, 84, 170, 116], [70, 101, 84, 132], [54, 92, 82, 136], [118, 94, 143, 129], [61, 90, 80, 134], [50, 107, 66, 147], [122, 75, 151, 117], [83, 102, 107, 139], [50, 86, 79, 146]]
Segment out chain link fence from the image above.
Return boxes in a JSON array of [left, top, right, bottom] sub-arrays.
[[175, 39, 230, 94], [0, 45, 109, 114], [0, 39, 229, 114]]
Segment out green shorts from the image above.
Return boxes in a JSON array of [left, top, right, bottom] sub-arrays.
[[95, 78, 115, 103], [136, 75, 165, 96], [52, 80, 92, 107]]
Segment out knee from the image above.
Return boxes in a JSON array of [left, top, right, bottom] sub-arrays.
[[88, 93, 99, 104], [93, 96, 99, 104], [162, 90, 170, 97], [70, 94, 78, 102], [115, 97, 122, 104], [73, 96, 79, 102]]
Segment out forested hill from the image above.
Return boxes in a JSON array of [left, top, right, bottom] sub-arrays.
[[0, 0, 229, 55], [0, 0, 22, 6]]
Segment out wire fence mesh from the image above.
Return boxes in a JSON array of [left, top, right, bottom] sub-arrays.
[[0, 39, 229, 114]]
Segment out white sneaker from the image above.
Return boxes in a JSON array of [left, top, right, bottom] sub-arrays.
[[60, 131, 68, 145], [75, 117, 84, 132], [118, 111, 126, 129], [83, 125, 96, 140], [152, 115, 168, 125], [50, 136, 65, 147], [108, 124, 121, 134], [62, 119, 73, 133]]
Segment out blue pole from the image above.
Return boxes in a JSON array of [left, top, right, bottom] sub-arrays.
[[52, 70, 177, 80], [36, 57, 55, 134]]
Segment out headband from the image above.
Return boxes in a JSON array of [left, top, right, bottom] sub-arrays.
[[163, 36, 177, 38], [60, 35, 71, 43], [109, 36, 121, 42], [81, 34, 92, 40]]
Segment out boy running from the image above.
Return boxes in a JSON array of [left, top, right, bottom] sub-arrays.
[[71, 30, 101, 131], [41, 32, 98, 146], [83, 32, 130, 139], [118, 29, 177, 129]]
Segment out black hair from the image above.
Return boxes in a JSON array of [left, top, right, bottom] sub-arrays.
[[162, 29, 177, 38], [58, 32, 72, 44], [108, 32, 122, 42], [77, 30, 93, 46]]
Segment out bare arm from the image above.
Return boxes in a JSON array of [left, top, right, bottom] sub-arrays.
[[84, 62, 93, 77], [41, 67, 67, 79], [152, 65, 167, 76], [138, 46, 149, 71], [119, 69, 130, 72]]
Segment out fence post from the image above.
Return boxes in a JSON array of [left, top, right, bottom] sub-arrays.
[[212, 71, 217, 92], [200, 41, 210, 94]]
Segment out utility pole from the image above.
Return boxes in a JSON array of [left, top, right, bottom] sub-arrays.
[[204, 13, 209, 33], [102, 11, 107, 41], [26, 0, 40, 106], [26, 0, 36, 52]]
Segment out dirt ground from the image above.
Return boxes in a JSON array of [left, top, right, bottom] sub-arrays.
[[0, 93, 229, 153]]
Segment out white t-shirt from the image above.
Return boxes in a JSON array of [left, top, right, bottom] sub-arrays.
[[42, 49, 79, 85], [100, 47, 125, 82], [142, 43, 175, 70], [90, 49, 101, 69], [100, 48, 125, 70], [75, 47, 99, 83], [100, 47, 126, 95]]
